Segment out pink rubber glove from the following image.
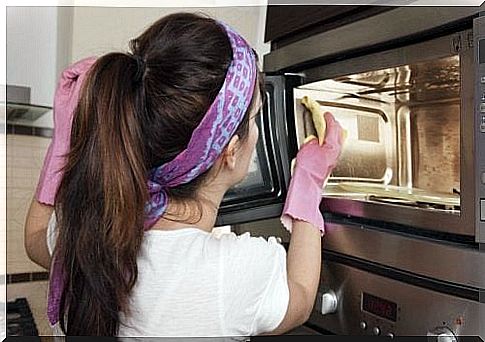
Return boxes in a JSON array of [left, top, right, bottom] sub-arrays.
[[281, 112, 344, 235], [35, 56, 97, 205]]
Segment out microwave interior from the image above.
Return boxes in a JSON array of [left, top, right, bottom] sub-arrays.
[[293, 55, 461, 214]]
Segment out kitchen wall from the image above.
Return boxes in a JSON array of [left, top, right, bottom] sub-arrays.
[[70, 6, 269, 64]]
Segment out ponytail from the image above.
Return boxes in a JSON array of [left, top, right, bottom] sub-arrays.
[[54, 53, 149, 335]]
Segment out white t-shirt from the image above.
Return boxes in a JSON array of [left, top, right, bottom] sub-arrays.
[[46, 214, 289, 337]]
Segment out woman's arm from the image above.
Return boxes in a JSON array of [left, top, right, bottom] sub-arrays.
[[24, 58, 96, 271], [24, 198, 54, 269], [268, 113, 344, 335], [268, 219, 321, 334]]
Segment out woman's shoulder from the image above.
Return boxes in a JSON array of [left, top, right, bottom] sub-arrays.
[[141, 228, 286, 265]]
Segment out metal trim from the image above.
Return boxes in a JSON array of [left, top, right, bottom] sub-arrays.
[[323, 250, 483, 303], [302, 30, 472, 83], [322, 219, 485, 289], [264, 7, 479, 73], [474, 15, 485, 244]]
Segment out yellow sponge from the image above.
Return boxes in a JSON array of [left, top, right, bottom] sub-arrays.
[[301, 96, 326, 146]]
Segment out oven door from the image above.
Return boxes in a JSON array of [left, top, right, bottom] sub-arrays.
[[215, 75, 301, 226]]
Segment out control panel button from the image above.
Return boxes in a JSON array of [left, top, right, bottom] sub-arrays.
[[481, 199, 485, 221], [360, 321, 367, 330], [480, 76, 485, 83], [427, 326, 457, 342], [373, 327, 381, 336], [480, 103, 485, 113], [387, 333, 395, 338], [481, 116, 485, 133], [482, 172, 485, 185], [320, 290, 338, 315]]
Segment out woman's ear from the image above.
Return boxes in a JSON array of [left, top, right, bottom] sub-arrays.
[[222, 135, 240, 171]]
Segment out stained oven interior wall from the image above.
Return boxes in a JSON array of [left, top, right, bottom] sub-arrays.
[[290, 52, 464, 224]]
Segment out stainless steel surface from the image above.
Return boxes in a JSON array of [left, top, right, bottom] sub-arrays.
[[481, 200, 485, 221], [293, 90, 395, 185], [474, 15, 485, 244], [295, 54, 462, 196], [411, 102, 460, 194], [6, 84, 52, 125], [258, 6, 485, 339], [6, 85, 30, 103], [307, 259, 485, 336], [322, 220, 485, 289], [302, 30, 473, 85], [289, 28, 480, 239], [264, 7, 478, 73]]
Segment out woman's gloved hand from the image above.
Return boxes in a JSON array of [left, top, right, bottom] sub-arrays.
[[35, 56, 97, 205], [281, 112, 345, 235]]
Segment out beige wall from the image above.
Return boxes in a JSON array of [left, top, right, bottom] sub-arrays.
[[70, 6, 269, 63]]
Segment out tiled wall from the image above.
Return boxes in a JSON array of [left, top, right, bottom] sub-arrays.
[[7, 131, 51, 275], [6, 129, 53, 335]]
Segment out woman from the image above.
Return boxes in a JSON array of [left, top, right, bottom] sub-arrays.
[[24, 12, 344, 336]]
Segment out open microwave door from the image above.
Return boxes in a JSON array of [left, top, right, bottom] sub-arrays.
[[216, 75, 301, 226]]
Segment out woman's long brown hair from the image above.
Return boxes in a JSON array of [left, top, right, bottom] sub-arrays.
[[53, 13, 265, 335]]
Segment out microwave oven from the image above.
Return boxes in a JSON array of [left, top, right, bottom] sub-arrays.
[[218, 6, 485, 244]]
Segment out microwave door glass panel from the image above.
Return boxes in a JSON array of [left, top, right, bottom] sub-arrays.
[[294, 55, 460, 213], [223, 110, 274, 203], [231, 148, 264, 191]]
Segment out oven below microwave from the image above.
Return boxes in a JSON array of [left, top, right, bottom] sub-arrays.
[[308, 252, 485, 338]]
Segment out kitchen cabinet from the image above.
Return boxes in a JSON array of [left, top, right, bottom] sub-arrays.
[[265, 5, 392, 49]]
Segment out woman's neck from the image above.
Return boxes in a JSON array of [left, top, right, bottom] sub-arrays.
[[150, 186, 226, 233]]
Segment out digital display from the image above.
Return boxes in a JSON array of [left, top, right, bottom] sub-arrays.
[[362, 292, 398, 322]]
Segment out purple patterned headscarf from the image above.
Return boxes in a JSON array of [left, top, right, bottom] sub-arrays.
[[47, 21, 257, 326], [144, 22, 257, 229]]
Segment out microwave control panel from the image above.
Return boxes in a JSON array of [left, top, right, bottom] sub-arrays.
[[475, 15, 485, 242]]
